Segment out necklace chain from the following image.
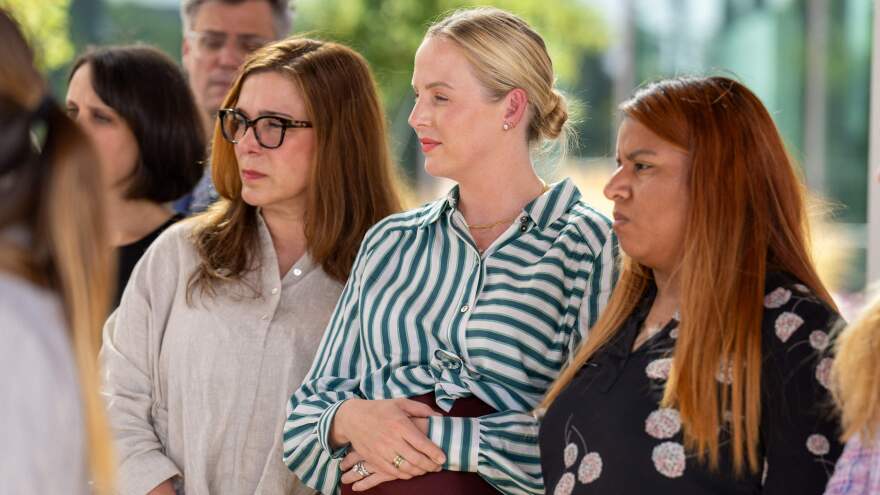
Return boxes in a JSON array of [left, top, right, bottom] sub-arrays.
[[465, 182, 549, 231]]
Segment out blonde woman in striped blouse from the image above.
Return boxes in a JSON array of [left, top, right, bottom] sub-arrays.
[[282, 8, 616, 495]]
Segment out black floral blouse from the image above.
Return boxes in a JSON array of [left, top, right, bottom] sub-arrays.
[[539, 272, 844, 494]]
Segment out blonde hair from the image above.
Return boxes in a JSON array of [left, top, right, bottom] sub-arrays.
[[188, 37, 401, 299], [541, 77, 834, 475], [832, 293, 880, 442], [0, 11, 114, 494], [426, 7, 568, 146]]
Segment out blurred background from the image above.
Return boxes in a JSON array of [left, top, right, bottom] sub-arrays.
[[4, 0, 875, 317]]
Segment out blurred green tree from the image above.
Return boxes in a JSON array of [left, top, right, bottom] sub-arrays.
[[294, 0, 609, 124], [2, 0, 74, 71]]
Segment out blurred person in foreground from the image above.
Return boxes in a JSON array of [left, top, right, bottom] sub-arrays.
[[282, 7, 616, 494], [175, 0, 291, 214], [0, 9, 114, 495], [66, 45, 205, 306], [100, 37, 401, 495], [825, 294, 880, 494], [538, 76, 844, 495]]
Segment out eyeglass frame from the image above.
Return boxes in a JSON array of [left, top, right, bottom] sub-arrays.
[[185, 30, 271, 56], [218, 108, 313, 149]]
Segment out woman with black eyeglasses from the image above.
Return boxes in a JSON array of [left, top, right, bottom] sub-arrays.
[[100, 37, 402, 495]]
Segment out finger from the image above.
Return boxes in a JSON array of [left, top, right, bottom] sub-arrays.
[[386, 440, 441, 476], [402, 426, 447, 465], [340, 468, 360, 485], [341, 461, 384, 485], [353, 471, 398, 492], [397, 398, 441, 417], [340, 451, 364, 471]]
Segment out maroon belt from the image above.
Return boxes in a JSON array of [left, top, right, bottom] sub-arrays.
[[339, 393, 499, 495]]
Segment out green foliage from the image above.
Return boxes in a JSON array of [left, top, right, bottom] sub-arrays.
[[2, 0, 74, 71], [293, 0, 609, 113]]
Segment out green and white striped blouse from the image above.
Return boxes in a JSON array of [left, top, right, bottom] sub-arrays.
[[283, 178, 617, 495]]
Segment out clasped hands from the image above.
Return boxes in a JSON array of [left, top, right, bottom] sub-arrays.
[[331, 398, 447, 492]]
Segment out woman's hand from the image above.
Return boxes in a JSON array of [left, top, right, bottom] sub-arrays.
[[147, 479, 176, 495], [332, 398, 445, 481], [340, 418, 432, 490]]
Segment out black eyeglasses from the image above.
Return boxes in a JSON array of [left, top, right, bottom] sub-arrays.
[[218, 109, 312, 149]]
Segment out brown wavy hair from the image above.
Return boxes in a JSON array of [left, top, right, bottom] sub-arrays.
[[0, 10, 114, 493], [188, 37, 401, 300], [541, 76, 835, 475]]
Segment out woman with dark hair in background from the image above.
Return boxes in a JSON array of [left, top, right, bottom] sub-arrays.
[[0, 9, 115, 495], [66, 45, 205, 304], [539, 76, 843, 495], [101, 37, 401, 495]]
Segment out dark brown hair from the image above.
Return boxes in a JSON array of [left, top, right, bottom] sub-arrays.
[[69, 45, 206, 202]]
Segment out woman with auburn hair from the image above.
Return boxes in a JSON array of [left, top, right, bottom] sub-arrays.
[[100, 37, 401, 495], [0, 10, 114, 495], [538, 76, 843, 495], [283, 7, 616, 495], [825, 295, 880, 494]]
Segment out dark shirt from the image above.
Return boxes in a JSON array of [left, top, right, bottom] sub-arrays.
[[539, 272, 843, 495], [114, 213, 183, 307]]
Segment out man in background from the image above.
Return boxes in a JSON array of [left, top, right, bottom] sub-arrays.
[[175, 0, 291, 214]]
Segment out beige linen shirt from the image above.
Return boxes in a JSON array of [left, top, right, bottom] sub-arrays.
[[101, 215, 343, 495]]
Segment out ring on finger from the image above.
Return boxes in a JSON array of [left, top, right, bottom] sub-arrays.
[[392, 454, 406, 470], [354, 460, 371, 477]]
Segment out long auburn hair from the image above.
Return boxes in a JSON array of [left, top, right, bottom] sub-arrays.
[[541, 76, 835, 474], [0, 11, 114, 493], [188, 37, 401, 299], [832, 293, 880, 443]]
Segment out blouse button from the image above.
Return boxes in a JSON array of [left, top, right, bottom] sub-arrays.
[[271, 287, 279, 295], [460, 304, 470, 313], [260, 314, 269, 321], [293, 268, 302, 277]]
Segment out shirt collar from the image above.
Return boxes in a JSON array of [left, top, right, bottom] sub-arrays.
[[418, 177, 582, 230]]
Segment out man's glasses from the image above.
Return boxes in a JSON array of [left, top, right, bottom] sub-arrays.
[[218, 109, 312, 149], [186, 30, 270, 55]]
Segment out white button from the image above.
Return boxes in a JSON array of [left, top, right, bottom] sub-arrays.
[[460, 305, 470, 313], [271, 287, 279, 295], [293, 268, 302, 276], [261, 314, 269, 321]]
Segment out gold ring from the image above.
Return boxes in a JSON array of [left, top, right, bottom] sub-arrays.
[[392, 454, 405, 469]]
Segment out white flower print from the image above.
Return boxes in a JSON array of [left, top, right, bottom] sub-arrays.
[[815, 357, 833, 389], [762, 459, 769, 485], [652, 441, 687, 478], [764, 287, 792, 308], [645, 408, 682, 439], [646, 358, 673, 381], [553, 472, 576, 495], [774, 312, 804, 343], [806, 433, 831, 456], [563, 442, 578, 469], [577, 452, 603, 484], [794, 283, 810, 294], [809, 330, 829, 351], [670, 327, 679, 340]]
